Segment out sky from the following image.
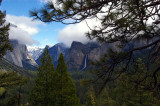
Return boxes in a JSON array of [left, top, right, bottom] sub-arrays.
[[0, 0, 92, 48]]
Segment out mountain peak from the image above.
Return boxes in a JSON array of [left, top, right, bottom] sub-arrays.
[[27, 46, 44, 51], [54, 43, 68, 48], [28, 47, 44, 60], [4, 40, 38, 70], [45, 45, 52, 48]]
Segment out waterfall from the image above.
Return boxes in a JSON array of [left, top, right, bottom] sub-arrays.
[[81, 55, 87, 70]]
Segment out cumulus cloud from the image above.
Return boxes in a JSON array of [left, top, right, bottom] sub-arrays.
[[39, 0, 105, 47], [58, 18, 101, 47], [6, 15, 44, 45]]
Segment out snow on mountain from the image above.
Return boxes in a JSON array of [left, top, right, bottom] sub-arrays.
[[28, 45, 53, 61], [27, 46, 44, 60]]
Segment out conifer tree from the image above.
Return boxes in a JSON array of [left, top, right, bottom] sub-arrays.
[[107, 59, 160, 105], [54, 53, 80, 106], [86, 86, 96, 106], [0, 71, 28, 106], [0, 0, 12, 57], [30, 0, 160, 91], [29, 47, 55, 106]]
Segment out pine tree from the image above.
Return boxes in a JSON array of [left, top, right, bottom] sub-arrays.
[[107, 59, 160, 105], [54, 53, 80, 106], [86, 86, 96, 106], [0, 71, 28, 106], [29, 47, 55, 106], [0, 71, 27, 88], [30, 0, 160, 91], [0, 0, 12, 57]]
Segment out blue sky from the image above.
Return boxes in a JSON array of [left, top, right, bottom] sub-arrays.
[[1, 0, 92, 48], [1, 0, 66, 47]]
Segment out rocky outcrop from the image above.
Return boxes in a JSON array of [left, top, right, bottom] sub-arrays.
[[28, 47, 44, 60], [66, 42, 86, 70], [0, 58, 35, 76], [66, 41, 112, 71], [34, 37, 156, 71], [4, 40, 38, 70], [36, 43, 68, 66], [65, 40, 127, 71], [35, 41, 117, 71]]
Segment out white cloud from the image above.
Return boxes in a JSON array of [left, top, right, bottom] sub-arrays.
[[6, 15, 44, 45], [58, 18, 100, 47], [39, 0, 54, 3], [37, 1, 105, 47], [18, 23, 38, 35]]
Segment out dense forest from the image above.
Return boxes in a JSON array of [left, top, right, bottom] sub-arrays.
[[1, 0, 160, 105]]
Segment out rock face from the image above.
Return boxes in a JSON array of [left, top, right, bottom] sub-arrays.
[[66, 39, 154, 71], [66, 41, 118, 71], [28, 47, 44, 60], [3, 38, 155, 71], [0, 58, 35, 77], [35, 39, 153, 71], [4, 40, 38, 70], [36, 43, 68, 66], [66, 41, 99, 70], [35, 41, 118, 71]]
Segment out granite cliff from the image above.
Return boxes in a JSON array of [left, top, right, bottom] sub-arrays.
[[35, 38, 154, 71], [36, 43, 68, 66], [4, 40, 38, 70]]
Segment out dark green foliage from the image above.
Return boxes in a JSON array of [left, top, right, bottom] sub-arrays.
[[0, 71, 28, 88], [95, 88, 112, 106], [69, 58, 160, 105], [29, 47, 55, 105], [69, 71, 93, 105], [29, 50, 79, 105], [0, 71, 28, 106], [0, 0, 12, 57], [30, 0, 160, 93], [90, 59, 160, 105], [29, 0, 160, 104], [54, 53, 80, 106], [86, 86, 96, 106]]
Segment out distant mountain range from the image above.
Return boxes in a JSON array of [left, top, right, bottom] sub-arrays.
[[35, 43, 68, 66], [34, 39, 154, 71], [3, 40, 38, 70], [2, 38, 155, 71], [28, 47, 44, 60], [28, 45, 52, 60], [33, 41, 118, 71]]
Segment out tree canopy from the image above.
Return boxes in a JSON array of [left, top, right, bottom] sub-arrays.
[[54, 53, 80, 106], [30, 0, 160, 41], [29, 47, 55, 105], [30, 0, 160, 92], [29, 49, 80, 105], [0, 71, 28, 105], [0, 0, 12, 57]]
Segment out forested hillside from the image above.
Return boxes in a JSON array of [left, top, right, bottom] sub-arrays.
[[1, 0, 160, 105]]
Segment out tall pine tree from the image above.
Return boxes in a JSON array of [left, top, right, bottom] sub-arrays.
[[0, 0, 12, 57], [29, 47, 55, 106], [54, 53, 80, 106]]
